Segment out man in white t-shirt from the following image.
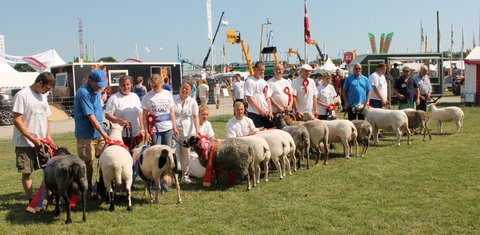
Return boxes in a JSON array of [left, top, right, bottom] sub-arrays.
[[369, 63, 388, 108], [226, 102, 256, 138], [292, 64, 318, 120], [245, 61, 274, 128], [197, 79, 209, 105], [267, 63, 293, 115], [213, 82, 221, 109], [12, 72, 55, 202]]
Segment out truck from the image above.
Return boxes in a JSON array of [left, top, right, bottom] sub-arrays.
[[348, 53, 444, 103]]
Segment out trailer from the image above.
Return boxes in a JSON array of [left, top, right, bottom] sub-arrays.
[[349, 53, 444, 103], [50, 62, 182, 115]]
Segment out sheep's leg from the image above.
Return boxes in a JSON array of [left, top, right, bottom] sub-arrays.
[[455, 120, 461, 134], [173, 172, 182, 204], [284, 155, 292, 175], [108, 191, 115, 211], [263, 160, 269, 182], [315, 145, 321, 165], [125, 185, 132, 211], [436, 121, 442, 134], [81, 191, 86, 222], [305, 148, 310, 169], [153, 178, 160, 203], [394, 128, 402, 146], [271, 157, 283, 179], [62, 194, 72, 224], [343, 140, 350, 159], [254, 165, 259, 186], [323, 140, 330, 165], [247, 164, 254, 191], [53, 194, 61, 219], [353, 139, 359, 157], [291, 152, 297, 172]]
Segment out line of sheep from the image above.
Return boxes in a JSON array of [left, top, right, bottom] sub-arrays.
[[41, 102, 464, 224]]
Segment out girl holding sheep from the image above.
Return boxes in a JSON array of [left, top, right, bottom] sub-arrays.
[[173, 80, 200, 184]]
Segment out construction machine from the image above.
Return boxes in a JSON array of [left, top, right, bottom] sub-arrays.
[[226, 30, 254, 76]]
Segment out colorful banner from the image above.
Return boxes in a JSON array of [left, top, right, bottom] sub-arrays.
[[384, 32, 394, 53], [304, 0, 311, 44], [368, 33, 377, 54], [379, 33, 386, 53]]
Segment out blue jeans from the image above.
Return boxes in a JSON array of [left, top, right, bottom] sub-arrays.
[[152, 129, 173, 147]]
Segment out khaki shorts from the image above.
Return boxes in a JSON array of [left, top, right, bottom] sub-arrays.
[[16, 147, 39, 174], [77, 137, 106, 162]]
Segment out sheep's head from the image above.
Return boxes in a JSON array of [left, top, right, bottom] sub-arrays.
[[352, 103, 368, 114], [283, 114, 296, 125]]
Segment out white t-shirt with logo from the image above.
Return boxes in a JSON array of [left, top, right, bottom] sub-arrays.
[[244, 77, 272, 115], [12, 87, 51, 147], [141, 90, 174, 132], [316, 83, 337, 115], [291, 77, 318, 113], [267, 77, 292, 113], [105, 92, 142, 137], [369, 71, 387, 101]]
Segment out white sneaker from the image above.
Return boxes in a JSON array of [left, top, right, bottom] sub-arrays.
[[182, 176, 192, 184]]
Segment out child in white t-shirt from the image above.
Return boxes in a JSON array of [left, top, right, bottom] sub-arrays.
[[189, 104, 215, 178]]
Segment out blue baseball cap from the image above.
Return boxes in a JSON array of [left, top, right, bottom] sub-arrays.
[[89, 70, 108, 88]]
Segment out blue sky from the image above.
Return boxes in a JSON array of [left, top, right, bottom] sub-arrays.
[[1, 0, 479, 65]]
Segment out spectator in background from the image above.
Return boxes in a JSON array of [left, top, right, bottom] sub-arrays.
[[226, 101, 256, 138], [245, 61, 274, 128], [105, 75, 144, 149], [268, 63, 293, 115], [394, 66, 420, 110], [12, 72, 55, 203], [197, 79, 209, 105], [142, 74, 178, 147], [133, 76, 147, 101], [389, 63, 401, 80], [163, 76, 173, 92], [369, 63, 388, 108], [232, 74, 245, 108], [213, 82, 221, 109], [173, 80, 199, 184], [74, 70, 111, 196], [292, 64, 318, 120], [332, 68, 344, 111], [343, 64, 371, 120], [413, 65, 432, 111]]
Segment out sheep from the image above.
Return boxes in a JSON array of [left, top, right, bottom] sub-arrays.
[[284, 115, 330, 165], [99, 122, 134, 211], [359, 104, 411, 146], [324, 120, 358, 159], [237, 135, 271, 184], [402, 109, 432, 140], [351, 120, 373, 157], [183, 136, 255, 191], [428, 103, 464, 134], [273, 114, 311, 169], [43, 148, 88, 224], [254, 129, 296, 177], [132, 145, 182, 204]]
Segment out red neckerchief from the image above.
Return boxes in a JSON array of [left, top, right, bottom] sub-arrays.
[[106, 139, 130, 152], [302, 79, 309, 94], [283, 87, 291, 103]]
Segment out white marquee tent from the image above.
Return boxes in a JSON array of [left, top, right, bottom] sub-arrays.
[[464, 46, 480, 104]]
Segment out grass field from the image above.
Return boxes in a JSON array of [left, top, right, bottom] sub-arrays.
[[0, 103, 479, 234]]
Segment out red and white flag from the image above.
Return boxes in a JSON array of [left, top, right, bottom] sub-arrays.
[[23, 56, 47, 72], [304, 0, 311, 44]]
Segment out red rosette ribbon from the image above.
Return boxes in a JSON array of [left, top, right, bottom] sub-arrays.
[[283, 87, 291, 103], [146, 114, 156, 136], [302, 79, 309, 94], [327, 103, 337, 111], [262, 85, 269, 99]]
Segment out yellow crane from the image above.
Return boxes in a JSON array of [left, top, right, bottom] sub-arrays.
[[227, 30, 254, 76]]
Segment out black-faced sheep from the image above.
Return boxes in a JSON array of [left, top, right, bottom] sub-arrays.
[[132, 145, 182, 204], [183, 136, 255, 191], [351, 120, 373, 157], [43, 148, 88, 224], [99, 122, 134, 211], [428, 103, 464, 134]]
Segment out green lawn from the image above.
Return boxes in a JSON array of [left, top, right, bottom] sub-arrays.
[[0, 104, 479, 234]]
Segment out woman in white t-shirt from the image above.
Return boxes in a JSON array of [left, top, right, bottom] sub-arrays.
[[316, 73, 338, 120], [141, 74, 178, 147], [173, 80, 200, 184], [105, 75, 144, 149], [189, 104, 215, 178]]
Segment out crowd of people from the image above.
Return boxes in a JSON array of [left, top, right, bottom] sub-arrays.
[[11, 60, 432, 203]]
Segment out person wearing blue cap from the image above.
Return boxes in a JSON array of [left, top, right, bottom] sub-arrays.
[[74, 69, 111, 197]]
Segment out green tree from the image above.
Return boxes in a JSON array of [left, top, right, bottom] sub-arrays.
[[98, 56, 117, 62], [14, 64, 36, 72]]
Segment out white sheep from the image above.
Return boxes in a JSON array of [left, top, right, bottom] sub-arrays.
[[402, 109, 432, 140], [237, 135, 271, 184], [360, 105, 411, 146], [132, 144, 182, 204], [351, 120, 373, 157], [324, 120, 358, 159], [253, 131, 291, 179], [99, 122, 134, 211], [428, 103, 464, 134], [274, 114, 310, 169], [259, 129, 297, 173]]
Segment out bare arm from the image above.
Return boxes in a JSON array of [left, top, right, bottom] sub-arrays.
[[87, 114, 110, 141]]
